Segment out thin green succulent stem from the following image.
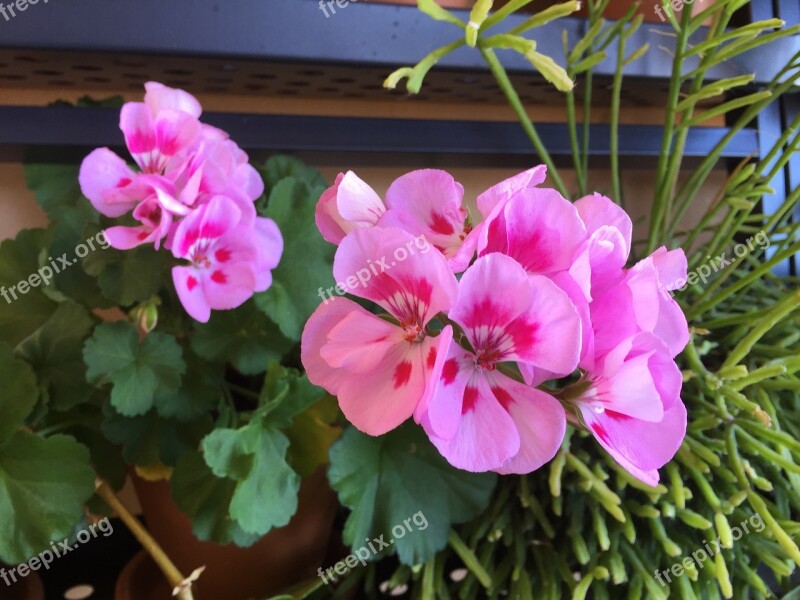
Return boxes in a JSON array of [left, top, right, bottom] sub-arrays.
[[648, 7, 693, 253], [665, 53, 800, 241], [479, 46, 569, 196]]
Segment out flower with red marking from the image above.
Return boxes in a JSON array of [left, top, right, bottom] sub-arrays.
[[301, 227, 457, 436], [421, 253, 580, 473], [171, 196, 282, 323]]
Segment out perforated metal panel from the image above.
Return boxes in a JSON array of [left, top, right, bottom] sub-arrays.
[[0, 49, 680, 107]]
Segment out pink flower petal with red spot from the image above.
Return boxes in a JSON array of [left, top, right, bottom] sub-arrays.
[[202, 261, 258, 311], [337, 338, 436, 436], [423, 374, 521, 472], [491, 376, 566, 475], [333, 227, 457, 324], [381, 169, 469, 266], [78, 148, 139, 218], [172, 265, 212, 323], [489, 188, 587, 275]]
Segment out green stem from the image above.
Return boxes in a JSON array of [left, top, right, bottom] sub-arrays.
[[96, 480, 198, 599], [479, 46, 569, 197]]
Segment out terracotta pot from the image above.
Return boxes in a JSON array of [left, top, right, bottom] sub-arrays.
[[120, 468, 337, 600], [370, 0, 715, 24], [0, 567, 44, 600]]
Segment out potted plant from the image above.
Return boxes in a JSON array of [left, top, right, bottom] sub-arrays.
[[1, 0, 798, 599], [0, 86, 343, 599]]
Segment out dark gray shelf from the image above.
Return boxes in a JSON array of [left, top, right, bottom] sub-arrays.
[[0, 0, 796, 83]]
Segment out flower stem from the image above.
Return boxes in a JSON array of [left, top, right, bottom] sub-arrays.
[[479, 46, 569, 198], [95, 479, 198, 600]]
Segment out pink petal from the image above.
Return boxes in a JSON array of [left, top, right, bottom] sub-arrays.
[[337, 171, 386, 225], [144, 82, 203, 118], [499, 189, 587, 274], [451, 254, 580, 376], [337, 340, 430, 436], [153, 109, 201, 161], [172, 265, 211, 323], [491, 376, 566, 475], [321, 309, 399, 373], [104, 225, 155, 250], [413, 325, 453, 423], [514, 274, 581, 375], [78, 148, 139, 218], [301, 297, 365, 395], [120, 103, 156, 160], [333, 227, 457, 324], [315, 173, 349, 244], [381, 169, 468, 261], [202, 261, 257, 311], [424, 374, 520, 472], [476, 165, 547, 218], [172, 196, 242, 259], [252, 217, 283, 292], [424, 343, 474, 440], [575, 193, 632, 261], [583, 399, 687, 475]]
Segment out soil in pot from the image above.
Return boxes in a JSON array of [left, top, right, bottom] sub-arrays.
[[123, 468, 337, 600]]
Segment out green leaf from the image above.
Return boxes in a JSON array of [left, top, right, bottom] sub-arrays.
[[0, 432, 95, 564], [154, 354, 223, 422], [23, 163, 83, 221], [255, 177, 334, 341], [17, 302, 95, 412], [83, 321, 185, 416], [284, 395, 341, 478], [46, 204, 111, 307], [0, 229, 58, 347], [258, 155, 327, 193], [261, 363, 327, 427], [83, 245, 165, 306], [101, 404, 212, 467], [191, 300, 290, 375], [170, 451, 261, 547], [328, 423, 497, 565], [202, 418, 300, 536], [0, 342, 38, 444]]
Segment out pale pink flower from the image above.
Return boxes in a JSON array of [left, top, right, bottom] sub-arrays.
[[301, 227, 458, 435]]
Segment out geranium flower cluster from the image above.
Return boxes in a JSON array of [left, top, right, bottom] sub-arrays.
[[302, 167, 689, 485], [79, 83, 283, 323]]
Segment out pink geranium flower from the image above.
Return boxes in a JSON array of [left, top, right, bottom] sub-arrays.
[[570, 332, 687, 486], [301, 227, 457, 435], [79, 82, 282, 322], [421, 253, 580, 473], [315, 171, 386, 244], [171, 196, 282, 323]]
